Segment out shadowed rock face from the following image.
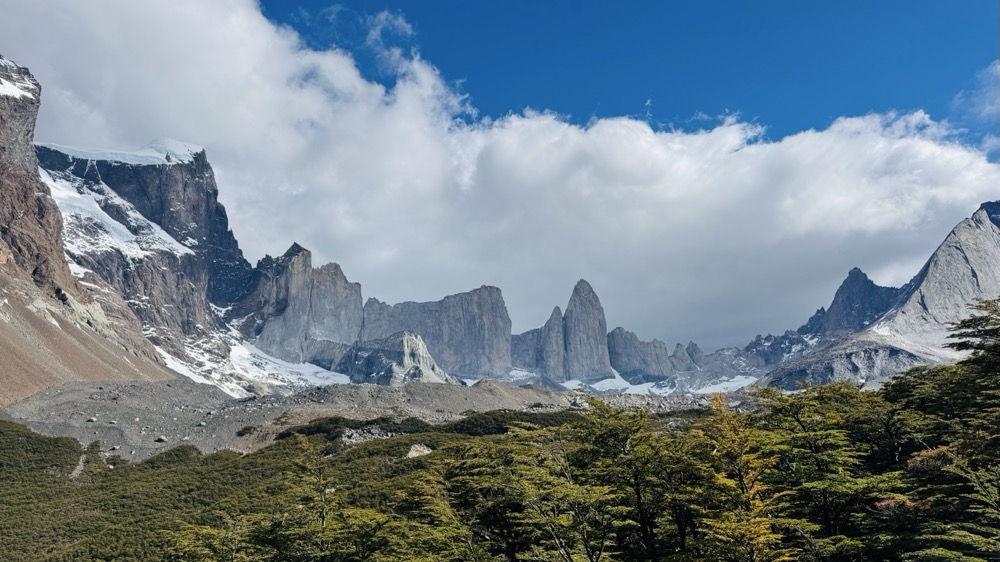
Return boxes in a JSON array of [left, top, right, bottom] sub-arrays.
[[607, 327, 673, 384], [35, 144, 251, 358], [0, 55, 74, 292], [35, 143, 254, 306], [799, 268, 902, 337], [361, 286, 513, 378]]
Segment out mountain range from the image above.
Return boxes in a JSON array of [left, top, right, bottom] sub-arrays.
[[2, 52, 999, 409]]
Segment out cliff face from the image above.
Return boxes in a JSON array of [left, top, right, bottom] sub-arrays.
[[866, 203, 1000, 360], [361, 286, 513, 378], [36, 141, 253, 305], [0, 56, 74, 292], [0, 54, 173, 406], [758, 202, 1000, 389], [35, 142, 242, 358], [606, 327, 673, 384], [562, 280, 614, 382], [233, 243, 363, 364]]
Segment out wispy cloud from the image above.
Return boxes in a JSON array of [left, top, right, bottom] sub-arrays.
[[953, 59, 1000, 122], [1, 0, 997, 348]]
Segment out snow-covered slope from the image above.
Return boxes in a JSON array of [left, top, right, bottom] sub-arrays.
[[155, 324, 350, 398], [42, 168, 195, 260], [37, 138, 203, 166]]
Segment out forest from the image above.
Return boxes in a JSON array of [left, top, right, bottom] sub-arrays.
[[2, 301, 1000, 561]]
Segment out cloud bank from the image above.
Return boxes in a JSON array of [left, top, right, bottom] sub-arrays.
[[2, 0, 998, 348]]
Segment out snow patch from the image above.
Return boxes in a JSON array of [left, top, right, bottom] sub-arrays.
[[67, 262, 92, 278], [694, 375, 759, 394], [229, 342, 350, 387], [0, 75, 36, 100], [156, 322, 351, 398], [563, 373, 678, 396], [0, 57, 36, 100]]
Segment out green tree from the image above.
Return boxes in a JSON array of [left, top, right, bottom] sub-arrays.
[[572, 398, 715, 560], [699, 395, 797, 562], [446, 438, 537, 561], [510, 425, 627, 562], [756, 384, 906, 559], [165, 512, 270, 562]]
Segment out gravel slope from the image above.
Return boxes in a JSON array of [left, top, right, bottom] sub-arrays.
[[2, 378, 578, 460]]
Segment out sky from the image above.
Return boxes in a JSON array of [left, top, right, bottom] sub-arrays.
[[0, 1, 998, 350]]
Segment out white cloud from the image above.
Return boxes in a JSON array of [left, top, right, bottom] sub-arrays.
[[1, 0, 998, 349], [953, 59, 1000, 122]]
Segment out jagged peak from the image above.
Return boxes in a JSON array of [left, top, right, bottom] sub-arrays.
[[977, 201, 1000, 228], [836, 266, 900, 293], [36, 137, 204, 167], [282, 242, 310, 258]]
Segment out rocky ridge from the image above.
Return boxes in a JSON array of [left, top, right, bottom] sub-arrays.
[[755, 203, 1000, 389]]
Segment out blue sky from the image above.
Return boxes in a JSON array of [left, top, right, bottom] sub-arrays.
[[261, 0, 998, 146], [2, 1, 998, 349]]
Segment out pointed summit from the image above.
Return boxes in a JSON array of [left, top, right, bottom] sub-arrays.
[[282, 242, 310, 259], [866, 200, 1000, 359], [540, 306, 566, 378], [569, 279, 598, 302], [799, 267, 901, 336], [563, 279, 614, 382]]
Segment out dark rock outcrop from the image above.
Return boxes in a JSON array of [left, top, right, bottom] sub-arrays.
[[36, 142, 247, 357], [799, 267, 901, 337], [36, 140, 253, 306], [360, 286, 512, 378]]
